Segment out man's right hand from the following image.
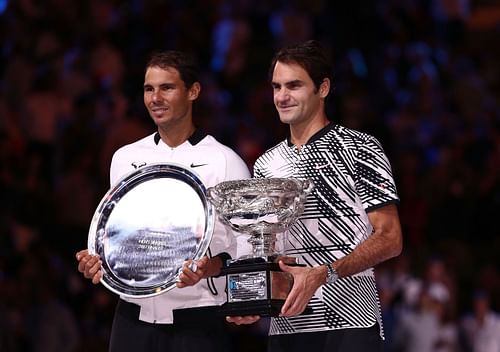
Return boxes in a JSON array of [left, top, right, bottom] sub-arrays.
[[76, 249, 103, 284]]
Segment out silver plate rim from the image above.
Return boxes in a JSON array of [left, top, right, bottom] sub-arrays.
[[87, 162, 215, 298]]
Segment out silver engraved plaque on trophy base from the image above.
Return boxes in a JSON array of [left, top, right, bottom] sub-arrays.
[[207, 177, 313, 316], [87, 163, 214, 298]]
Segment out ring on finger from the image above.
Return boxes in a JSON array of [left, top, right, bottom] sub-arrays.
[[188, 262, 198, 272]]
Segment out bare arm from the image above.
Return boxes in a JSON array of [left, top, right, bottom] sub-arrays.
[[280, 203, 403, 316], [333, 203, 403, 277]]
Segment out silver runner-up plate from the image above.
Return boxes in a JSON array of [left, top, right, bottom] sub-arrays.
[[87, 163, 214, 298]]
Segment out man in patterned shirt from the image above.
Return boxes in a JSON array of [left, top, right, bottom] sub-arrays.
[[228, 40, 403, 351]]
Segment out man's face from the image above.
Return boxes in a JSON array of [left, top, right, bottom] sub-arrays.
[[271, 61, 324, 127], [143, 66, 198, 129]]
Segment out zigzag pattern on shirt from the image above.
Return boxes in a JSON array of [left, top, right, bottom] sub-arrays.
[[254, 124, 398, 337]]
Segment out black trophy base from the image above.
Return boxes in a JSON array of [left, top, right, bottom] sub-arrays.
[[219, 257, 299, 317]]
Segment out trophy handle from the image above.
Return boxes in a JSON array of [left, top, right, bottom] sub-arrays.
[[207, 187, 221, 207]]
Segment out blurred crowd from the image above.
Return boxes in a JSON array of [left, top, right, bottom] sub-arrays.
[[0, 0, 499, 351]]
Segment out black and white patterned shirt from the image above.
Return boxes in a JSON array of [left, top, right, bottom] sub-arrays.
[[253, 123, 399, 336]]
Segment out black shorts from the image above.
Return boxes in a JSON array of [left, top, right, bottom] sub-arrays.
[[267, 323, 383, 352], [109, 299, 231, 352]]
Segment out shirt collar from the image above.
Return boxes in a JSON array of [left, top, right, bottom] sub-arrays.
[[286, 122, 334, 147], [154, 129, 207, 146]]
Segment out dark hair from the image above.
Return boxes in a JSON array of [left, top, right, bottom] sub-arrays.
[[269, 40, 332, 90], [146, 50, 200, 88]]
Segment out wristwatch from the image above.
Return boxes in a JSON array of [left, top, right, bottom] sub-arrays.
[[324, 262, 339, 284]]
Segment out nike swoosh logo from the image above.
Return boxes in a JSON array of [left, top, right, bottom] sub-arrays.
[[190, 163, 208, 168]]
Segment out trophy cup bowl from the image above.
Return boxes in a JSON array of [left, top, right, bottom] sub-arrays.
[[207, 177, 313, 317]]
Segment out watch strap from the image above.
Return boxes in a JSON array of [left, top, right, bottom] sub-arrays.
[[324, 262, 338, 284]]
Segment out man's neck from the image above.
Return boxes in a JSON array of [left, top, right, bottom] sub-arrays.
[[157, 123, 196, 148], [290, 116, 330, 148]]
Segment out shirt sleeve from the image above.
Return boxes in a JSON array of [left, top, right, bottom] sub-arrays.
[[109, 151, 120, 186], [354, 135, 399, 211], [108, 145, 131, 186], [223, 150, 251, 180]]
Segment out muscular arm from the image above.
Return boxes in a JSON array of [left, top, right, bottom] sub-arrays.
[[280, 203, 402, 317], [333, 203, 402, 277]]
